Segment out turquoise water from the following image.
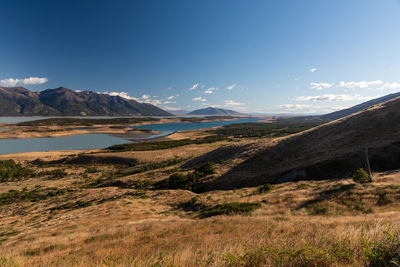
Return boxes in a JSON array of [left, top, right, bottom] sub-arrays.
[[0, 134, 129, 155], [133, 118, 260, 138], [0, 118, 260, 154]]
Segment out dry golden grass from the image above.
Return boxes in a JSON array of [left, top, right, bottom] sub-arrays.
[[0, 158, 400, 267], [1, 126, 400, 266]]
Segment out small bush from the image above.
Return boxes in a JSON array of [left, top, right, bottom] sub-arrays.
[[167, 162, 216, 191], [257, 183, 272, 194], [362, 229, 400, 267], [195, 162, 215, 177], [199, 202, 261, 218], [352, 168, 371, 184], [168, 173, 198, 191]]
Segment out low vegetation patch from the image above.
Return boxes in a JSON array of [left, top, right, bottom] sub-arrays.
[[362, 229, 400, 267], [199, 202, 261, 218], [107, 136, 226, 151], [169, 173, 198, 191], [0, 160, 34, 182], [36, 169, 67, 179], [168, 162, 215, 191], [0, 188, 67, 206], [256, 183, 272, 194], [211, 120, 323, 138]]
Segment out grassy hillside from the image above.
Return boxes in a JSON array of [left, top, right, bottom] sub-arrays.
[[192, 97, 400, 190], [1, 150, 400, 266]]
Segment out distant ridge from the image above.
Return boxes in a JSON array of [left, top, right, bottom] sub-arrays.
[[187, 107, 242, 116], [0, 86, 172, 116], [321, 92, 400, 120]]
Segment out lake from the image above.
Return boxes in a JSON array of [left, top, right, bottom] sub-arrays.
[[132, 118, 261, 138], [0, 118, 260, 154]]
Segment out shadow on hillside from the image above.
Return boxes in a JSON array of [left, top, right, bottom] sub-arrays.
[[195, 141, 400, 192], [296, 183, 356, 210], [181, 143, 257, 169]]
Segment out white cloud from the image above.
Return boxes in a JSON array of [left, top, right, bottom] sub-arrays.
[[296, 94, 375, 102], [193, 97, 207, 102], [338, 80, 383, 89], [224, 100, 243, 106], [189, 83, 199, 91], [310, 68, 318, 73], [278, 104, 318, 110], [161, 106, 181, 111], [204, 87, 217, 94], [102, 91, 136, 100], [310, 82, 333, 90], [225, 84, 236, 90], [380, 82, 400, 90], [141, 94, 151, 100], [101, 91, 164, 105], [162, 100, 176, 104], [0, 77, 48, 87]]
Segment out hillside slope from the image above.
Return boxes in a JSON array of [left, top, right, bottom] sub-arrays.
[[0, 87, 172, 116], [194, 96, 400, 190], [321, 92, 400, 120]]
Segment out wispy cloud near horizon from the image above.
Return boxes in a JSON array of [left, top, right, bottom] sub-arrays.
[[310, 82, 333, 90], [296, 94, 376, 102]]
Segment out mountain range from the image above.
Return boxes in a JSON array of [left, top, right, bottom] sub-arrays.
[[0, 87, 172, 116], [187, 107, 242, 115]]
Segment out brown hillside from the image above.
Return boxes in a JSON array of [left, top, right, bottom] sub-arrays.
[[195, 97, 400, 190]]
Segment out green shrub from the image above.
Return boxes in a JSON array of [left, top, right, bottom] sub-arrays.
[[0, 160, 34, 182], [168, 173, 198, 191], [257, 183, 272, 194], [195, 162, 215, 176], [362, 229, 400, 266], [352, 168, 371, 184], [167, 162, 216, 191], [107, 136, 226, 152], [37, 169, 67, 179], [0, 188, 67, 206], [199, 202, 261, 218]]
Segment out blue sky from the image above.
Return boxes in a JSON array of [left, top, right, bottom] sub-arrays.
[[1, 0, 400, 114]]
